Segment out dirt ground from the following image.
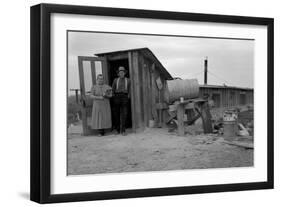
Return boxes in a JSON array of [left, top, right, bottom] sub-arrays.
[[67, 124, 253, 175]]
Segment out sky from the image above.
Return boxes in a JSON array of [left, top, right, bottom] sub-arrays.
[[68, 31, 254, 93]]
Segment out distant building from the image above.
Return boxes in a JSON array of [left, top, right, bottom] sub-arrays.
[[199, 85, 254, 108]]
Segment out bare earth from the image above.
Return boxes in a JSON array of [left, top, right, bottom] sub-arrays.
[[67, 126, 253, 175]]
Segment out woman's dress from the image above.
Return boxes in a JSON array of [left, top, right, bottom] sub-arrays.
[[91, 84, 112, 129]]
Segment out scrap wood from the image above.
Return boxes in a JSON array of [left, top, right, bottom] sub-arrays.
[[222, 140, 253, 149], [166, 110, 200, 126], [237, 123, 250, 136], [199, 102, 213, 133], [186, 113, 201, 125], [236, 135, 253, 141], [166, 113, 177, 124]]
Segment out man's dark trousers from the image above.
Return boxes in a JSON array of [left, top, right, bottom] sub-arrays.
[[113, 93, 129, 133]]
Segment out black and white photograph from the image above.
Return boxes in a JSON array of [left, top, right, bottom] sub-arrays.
[[28, 3, 274, 204], [67, 31, 254, 175]]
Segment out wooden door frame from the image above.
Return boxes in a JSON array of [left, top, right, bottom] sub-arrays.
[[128, 52, 136, 132], [77, 56, 109, 135]]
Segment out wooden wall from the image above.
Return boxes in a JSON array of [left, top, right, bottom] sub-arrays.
[[199, 87, 254, 108], [128, 51, 168, 132]]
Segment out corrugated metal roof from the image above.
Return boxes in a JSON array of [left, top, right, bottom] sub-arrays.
[[95, 47, 173, 80], [199, 84, 253, 91]]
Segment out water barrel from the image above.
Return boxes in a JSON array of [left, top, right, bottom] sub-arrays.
[[164, 79, 199, 103]]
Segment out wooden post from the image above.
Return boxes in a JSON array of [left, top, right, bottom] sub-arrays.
[[70, 89, 79, 104], [128, 52, 136, 132], [204, 57, 208, 85], [147, 63, 152, 122], [75, 90, 78, 103], [158, 90, 161, 127], [132, 51, 143, 131], [200, 102, 213, 133], [151, 63, 158, 122], [90, 60, 96, 85], [177, 104, 185, 136], [78, 57, 89, 136], [142, 58, 149, 127]]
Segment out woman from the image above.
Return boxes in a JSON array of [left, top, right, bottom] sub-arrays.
[[90, 74, 112, 136]]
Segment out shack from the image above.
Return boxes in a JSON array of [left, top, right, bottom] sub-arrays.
[[78, 48, 173, 135], [199, 85, 254, 108]]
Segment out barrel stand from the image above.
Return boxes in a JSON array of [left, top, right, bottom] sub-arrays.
[[170, 98, 213, 136]]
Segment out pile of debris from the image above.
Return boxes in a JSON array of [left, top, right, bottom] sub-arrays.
[[166, 103, 254, 149], [213, 106, 254, 137]]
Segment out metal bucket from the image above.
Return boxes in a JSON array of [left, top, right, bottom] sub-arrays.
[[223, 121, 238, 141], [223, 110, 238, 141]]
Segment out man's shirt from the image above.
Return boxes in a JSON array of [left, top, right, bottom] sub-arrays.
[[112, 77, 131, 94]]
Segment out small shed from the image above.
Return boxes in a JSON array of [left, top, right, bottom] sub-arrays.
[[78, 48, 173, 134]]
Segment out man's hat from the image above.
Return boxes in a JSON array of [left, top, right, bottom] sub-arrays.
[[118, 66, 126, 73]]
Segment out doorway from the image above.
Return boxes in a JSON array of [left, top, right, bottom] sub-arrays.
[[239, 93, 246, 105], [108, 58, 133, 129], [212, 93, 221, 108]]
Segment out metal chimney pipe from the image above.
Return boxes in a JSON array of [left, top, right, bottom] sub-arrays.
[[204, 57, 208, 85]]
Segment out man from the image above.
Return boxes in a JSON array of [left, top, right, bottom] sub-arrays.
[[112, 66, 130, 135]]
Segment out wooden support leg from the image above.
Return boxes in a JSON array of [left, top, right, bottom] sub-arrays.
[[177, 104, 185, 136], [158, 109, 163, 128], [200, 102, 213, 134], [75, 90, 79, 104]]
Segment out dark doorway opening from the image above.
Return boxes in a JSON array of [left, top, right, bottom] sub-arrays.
[[108, 58, 132, 129], [239, 93, 246, 105], [212, 93, 221, 108], [108, 59, 130, 85]]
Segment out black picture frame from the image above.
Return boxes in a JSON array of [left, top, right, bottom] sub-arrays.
[[30, 3, 274, 204]]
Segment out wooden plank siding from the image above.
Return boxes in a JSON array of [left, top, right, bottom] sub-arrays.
[[150, 63, 158, 123], [199, 87, 254, 108], [137, 52, 145, 130], [128, 52, 136, 132], [140, 55, 149, 127], [105, 52, 128, 61], [146, 58, 153, 123], [129, 52, 169, 130], [132, 51, 144, 131]]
